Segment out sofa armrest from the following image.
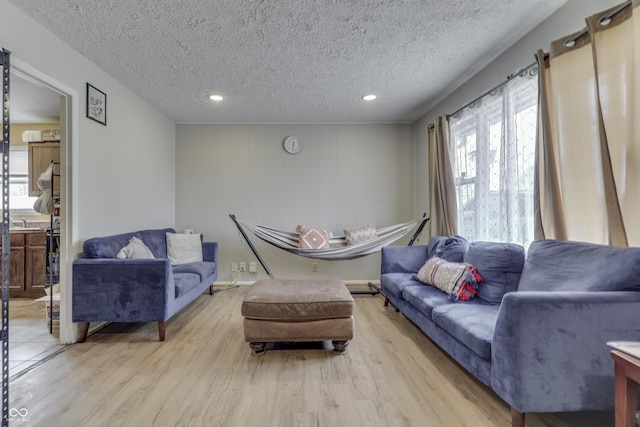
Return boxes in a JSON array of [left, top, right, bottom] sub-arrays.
[[72, 258, 173, 322], [202, 241, 218, 263], [491, 291, 640, 413], [381, 245, 429, 274]]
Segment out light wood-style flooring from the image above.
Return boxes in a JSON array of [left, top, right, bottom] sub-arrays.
[[8, 286, 613, 426], [8, 298, 67, 378]]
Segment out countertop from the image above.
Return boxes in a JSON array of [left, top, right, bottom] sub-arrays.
[[9, 227, 46, 234]]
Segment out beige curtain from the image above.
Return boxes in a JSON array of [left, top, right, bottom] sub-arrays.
[[535, 0, 638, 246], [429, 116, 457, 236]]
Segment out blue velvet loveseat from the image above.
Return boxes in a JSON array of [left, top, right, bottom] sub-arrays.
[[380, 236, 640, 427], [72, 228, 218, 342]]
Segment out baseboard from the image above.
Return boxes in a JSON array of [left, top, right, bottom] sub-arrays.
[[345, 279, 381, 286], [213, 281, 254, 286], [213, 279, 381, 286]]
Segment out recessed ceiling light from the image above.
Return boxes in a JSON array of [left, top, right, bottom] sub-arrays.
[[362, 94, 377, 101], [209, 94, 224, 102]]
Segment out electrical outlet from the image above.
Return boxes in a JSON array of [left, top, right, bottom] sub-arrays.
[[312, 263, 318, 272], [249, 262, 258, 273], [239, 262, 246, 272], [231, 263, 238, 272]]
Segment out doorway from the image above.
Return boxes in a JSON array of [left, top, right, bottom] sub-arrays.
[[8, 69, 67, 377]]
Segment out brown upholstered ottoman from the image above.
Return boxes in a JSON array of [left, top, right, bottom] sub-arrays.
[[242, 279, 355, 355]]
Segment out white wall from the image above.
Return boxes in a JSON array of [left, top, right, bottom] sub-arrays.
[[415, 0, 622, 234], [0, 0, 176, 244], [0, 0, 176, 343], [175, 123, 418, 282]]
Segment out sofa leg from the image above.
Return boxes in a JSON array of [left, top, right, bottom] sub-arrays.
[[209, 284, 214, 295], [384, 297, 389, 306], [158, 321, 166, 341], [511, 407, 525, 427], [78, 322, 90, 343]]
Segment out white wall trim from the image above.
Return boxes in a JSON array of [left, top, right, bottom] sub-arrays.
[[214, 279, 381, 286], [11, 56, 79, 344]]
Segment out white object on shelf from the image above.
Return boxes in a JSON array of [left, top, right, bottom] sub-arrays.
[[22, 130, 42, 142]]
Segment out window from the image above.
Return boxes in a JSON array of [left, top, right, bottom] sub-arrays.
[[10, 146, 38, 214], [449, 67, 538, 248]]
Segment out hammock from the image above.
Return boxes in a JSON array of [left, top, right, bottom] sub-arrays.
[[230, 214, 428, 262]]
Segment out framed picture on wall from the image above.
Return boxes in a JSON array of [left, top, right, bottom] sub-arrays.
[[86, 83, 107, 126]]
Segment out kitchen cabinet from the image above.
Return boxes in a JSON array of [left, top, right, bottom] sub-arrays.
[[0, 231, 47, 297], [28, 142, 60, 197], [0, 233, 25, 294], [26, 232, 47, 294]]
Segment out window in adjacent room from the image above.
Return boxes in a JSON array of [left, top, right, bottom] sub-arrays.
[[449, 65, 538, 248], [10, 146, 38, 214]]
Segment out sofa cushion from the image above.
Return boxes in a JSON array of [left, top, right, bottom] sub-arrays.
[[415, 257, 481, 301], [83, 231, 136, 259], [429, 235, 469, 262], [464, 241, 525, 304], [172, 262, 216, 282], [381, 245, 429, 274], [431, 301, 499, 360], [82, 228, 175, 259], [137, 228, 174, 258], [401, 284, 454, 318], [174, 273, 201, 298], [166, 233, 204, 265], [518, 239, 640, 292], [428, 236, 446, 256], [380, 273, 423, 299]]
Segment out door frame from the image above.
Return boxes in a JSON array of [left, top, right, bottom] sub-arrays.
[[11, 57, 79, 344]]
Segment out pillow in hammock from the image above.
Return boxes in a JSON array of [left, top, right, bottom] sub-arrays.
[[297, 225, 331, 249], [344, 224, 377, 245]]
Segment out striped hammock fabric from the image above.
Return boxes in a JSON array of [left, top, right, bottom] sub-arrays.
[[233, 217, 425, 260]]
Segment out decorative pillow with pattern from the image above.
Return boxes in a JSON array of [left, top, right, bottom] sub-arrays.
[[344, 224, 377, 245], [116, 236, 155, 259], [415, 256, 483, 301], [297, 225, 332, 249], [166, 232, 203, 265]]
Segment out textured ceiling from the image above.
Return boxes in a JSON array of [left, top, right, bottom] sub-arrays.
[[9, 0, 567, 123]]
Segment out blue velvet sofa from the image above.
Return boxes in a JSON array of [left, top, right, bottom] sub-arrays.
[[72, 228, 218, 342], [380, 236, 640, 427]]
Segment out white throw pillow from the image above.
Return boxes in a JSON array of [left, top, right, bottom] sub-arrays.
[[166, 233, 203, 265], [116, 236, 155, 259]]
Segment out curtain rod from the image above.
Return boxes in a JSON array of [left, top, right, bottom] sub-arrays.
[[446, 61, 537, 119], [564, 0, 631, 46], [443, 0, 631, 121]]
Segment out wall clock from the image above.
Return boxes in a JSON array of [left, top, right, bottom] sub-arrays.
[[283, 136, 302, 154]]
